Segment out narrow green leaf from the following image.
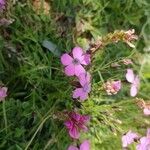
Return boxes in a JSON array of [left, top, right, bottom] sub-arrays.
[[42, 40, 61, 57]]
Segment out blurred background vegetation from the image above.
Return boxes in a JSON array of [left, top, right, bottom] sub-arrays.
[[0, 0, 150, 149]]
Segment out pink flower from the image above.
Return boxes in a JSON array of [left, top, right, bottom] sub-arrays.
[[64, 112, 90, 139], [104, 80, 121, 95], [0, 87, 7, 101], [73, 72, 91, 101], [136, 129, 150, 150], [61, 47, 90, 77], [122, 130, 139, 147], [0, 0, 5, 11], [68, 140, 90, 150], [126, 69, 140, 97]]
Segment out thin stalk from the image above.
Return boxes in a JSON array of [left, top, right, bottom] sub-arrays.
[[25, 114, 52, 150]]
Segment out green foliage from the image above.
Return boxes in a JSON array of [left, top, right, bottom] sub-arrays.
[[0, 0, 150, 150]]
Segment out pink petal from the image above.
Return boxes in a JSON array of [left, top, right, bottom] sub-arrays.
[[65, 64, 75, 76], [86, 84, 91, 93], [79, 72, 91, 87], [136, 143, 143, 150], [130, 85, 138, 97], [64, 120, 73, 129], [80, 140, 90, 150], [113, 80, 121, 91], [140, 137, 150, 145], [69, 126, 80, 139], [68, 145, 79, 150], [61, 54, 73, 66], [136, 137, 150, 150], [80, 91, 88, 101], [79, 124, 88, 132], [75, 65, 86, 77], [72, 47, 84, 61], [86, 73, 91, 83], [143, 108, 150, 116], [122, 135, 130, 147], [126, 69, 135, 83], [79, 73, 86, 86], [71, 113, 81, 121], [133, 75, 140, 87], [80, 115, 90, 124], [122, 131, 139, 147], [81, 54, 91, 65], [73, 88, 83, 99]]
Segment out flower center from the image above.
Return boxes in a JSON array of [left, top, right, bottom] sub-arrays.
[[72, 58, 80, 65]]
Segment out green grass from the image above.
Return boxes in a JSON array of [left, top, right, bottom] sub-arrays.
[[0, 0, 150, 149]]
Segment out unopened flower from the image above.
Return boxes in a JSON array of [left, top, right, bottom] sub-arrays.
[[104, 80, 121, 95], [126, 69, 140, 97], [0, 0, 5, 11], [61, 47, 91, 76], [64, 112, 90, 139], [124, 29, 138, 48], [122, 130, 139, 148], [73, 72, 91, 101], [122, 59, 133, 65], [136, 129, 150, 150], [0, 87, 7, 101], [111, 62, 120, 68], [68, 140, 90, 150]]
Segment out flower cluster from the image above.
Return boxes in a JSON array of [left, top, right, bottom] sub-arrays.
[[90, 29, 138, 54], [103, 69, 140, 97], [122, 129, 150, 150], [61, 47, 91, 148], [103, 80, 121, 95], [61, 47, 91, 101], [60, 29, 140, 149]]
